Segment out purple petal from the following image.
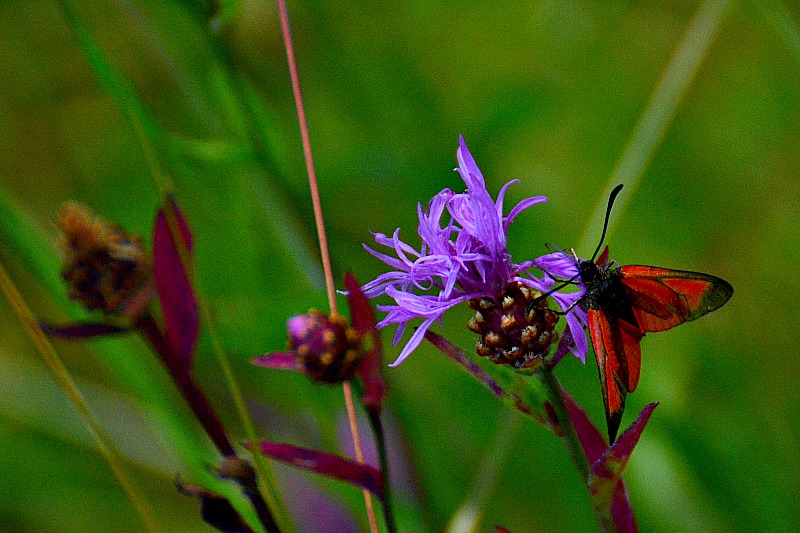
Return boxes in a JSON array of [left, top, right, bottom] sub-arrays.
[[252, 441, 384, 499], [455, 135, 486, 190], [344, 273, 387, 409], [550, 290, 589, 362], [589, 403, 659, 508], [388, 316, 437, 367], [549, 323, 574, 367], [252, 352, 304, 372], [505, 195, 548, 228], [40, 321, 130, 339], [534, 251, 581, 279], [153, 197, 199, 371]]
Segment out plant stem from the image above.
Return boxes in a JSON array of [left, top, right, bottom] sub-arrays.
[[0, 261, 165, 533], [135, 311, 281, 533], [134, 311, 236, 457], [533, 365, 616, 532], [366, 406, 397, 533], [274, 1, 379, 530], [344, 381, 379, 533], [56, 3, 291, 528]]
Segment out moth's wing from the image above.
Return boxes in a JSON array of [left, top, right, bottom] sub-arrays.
[[588, 309, 643, 443], [620, 266, 733, 333]]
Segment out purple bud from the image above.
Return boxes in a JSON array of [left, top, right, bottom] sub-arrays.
[[288, 311, 362, 383]]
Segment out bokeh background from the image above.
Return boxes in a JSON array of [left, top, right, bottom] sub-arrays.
[[1, 0, 798, 531]]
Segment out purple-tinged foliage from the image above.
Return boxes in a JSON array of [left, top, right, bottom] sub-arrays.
[[589, 403, 658, 507], [362, 136, 570, 366], [153, 197, 199, 371], [252, 441, 384, 499], [425, 331, 550, 429], [39, 321, 130, 339], [252, 352, 303, 371], [562, 390, 608, 464], [344, 273, 387, 409], [563, 393, 654, 533], [563, 392, 639, 532], [610, 482, 638, 533], [254, 274, 388, 408]]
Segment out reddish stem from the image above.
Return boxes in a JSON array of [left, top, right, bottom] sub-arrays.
[[134, 312, 235, 457]]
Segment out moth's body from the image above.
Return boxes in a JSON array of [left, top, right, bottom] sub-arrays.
[[578, 260, 638, 329]]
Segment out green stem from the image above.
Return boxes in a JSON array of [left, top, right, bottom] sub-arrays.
[[135, 311, 281, 533], [533, 365, 616, 533], [366, 406, 397, 533]]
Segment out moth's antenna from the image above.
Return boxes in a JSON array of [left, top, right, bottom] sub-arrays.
[[590, 184, 624, 262]]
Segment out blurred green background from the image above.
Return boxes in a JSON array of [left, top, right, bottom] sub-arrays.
[[1, 0, 798, 531]]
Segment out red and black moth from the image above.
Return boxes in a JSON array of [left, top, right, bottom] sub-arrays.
[[555, 185, 733, 442]]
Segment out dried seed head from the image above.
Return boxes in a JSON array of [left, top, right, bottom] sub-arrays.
[[467, 282, 560, 368], [57, 203, 150, 314], [287, 310, 362, 383], [215, 457, 255, 485]]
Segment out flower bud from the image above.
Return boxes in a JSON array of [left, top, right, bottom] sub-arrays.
[[469, 282, 559, 368], [57, 203, 150, 314], [287, 310, 362, 383]]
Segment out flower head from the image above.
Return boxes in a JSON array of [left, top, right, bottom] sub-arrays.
[[287, 311, 363, 383], [532, 251, 590, 363], [362, 136, 570, 366], [57, 202, 150, 314]]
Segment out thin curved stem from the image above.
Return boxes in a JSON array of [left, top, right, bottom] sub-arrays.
[[274, 1, 379, 531], [366, 406, 397, 533], [0, 260, 165, 533]]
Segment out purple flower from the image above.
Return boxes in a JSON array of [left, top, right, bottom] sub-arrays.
[[362, 136, 587, 366], [532, 251, 590, 362]]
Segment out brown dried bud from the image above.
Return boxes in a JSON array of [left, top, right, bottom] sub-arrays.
[[287, 310, 363, 383], [468, 282, 560, 368], [57, 203, 150, 314], [215, 457, 256, 485]]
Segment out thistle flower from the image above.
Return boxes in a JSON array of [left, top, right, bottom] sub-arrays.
[[533, 251, 590, 363], [287, 311, 363, 383], [362, 136, 586, 367], [57, 203, 150, 315]]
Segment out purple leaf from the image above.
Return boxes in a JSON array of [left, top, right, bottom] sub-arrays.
[[251, 441, 383, 499], [252, 352, 304, 372], [40, 321, 130, 339], [176, 480, 256, 533], [563, 391, 640, 532], [610, 482, 637, 533], [153, 197, 199, 371], [344, 273, 387, 410], [562, 390, 608, 464], [425, 331, 550, 428], [588, 403, 658, 514]]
